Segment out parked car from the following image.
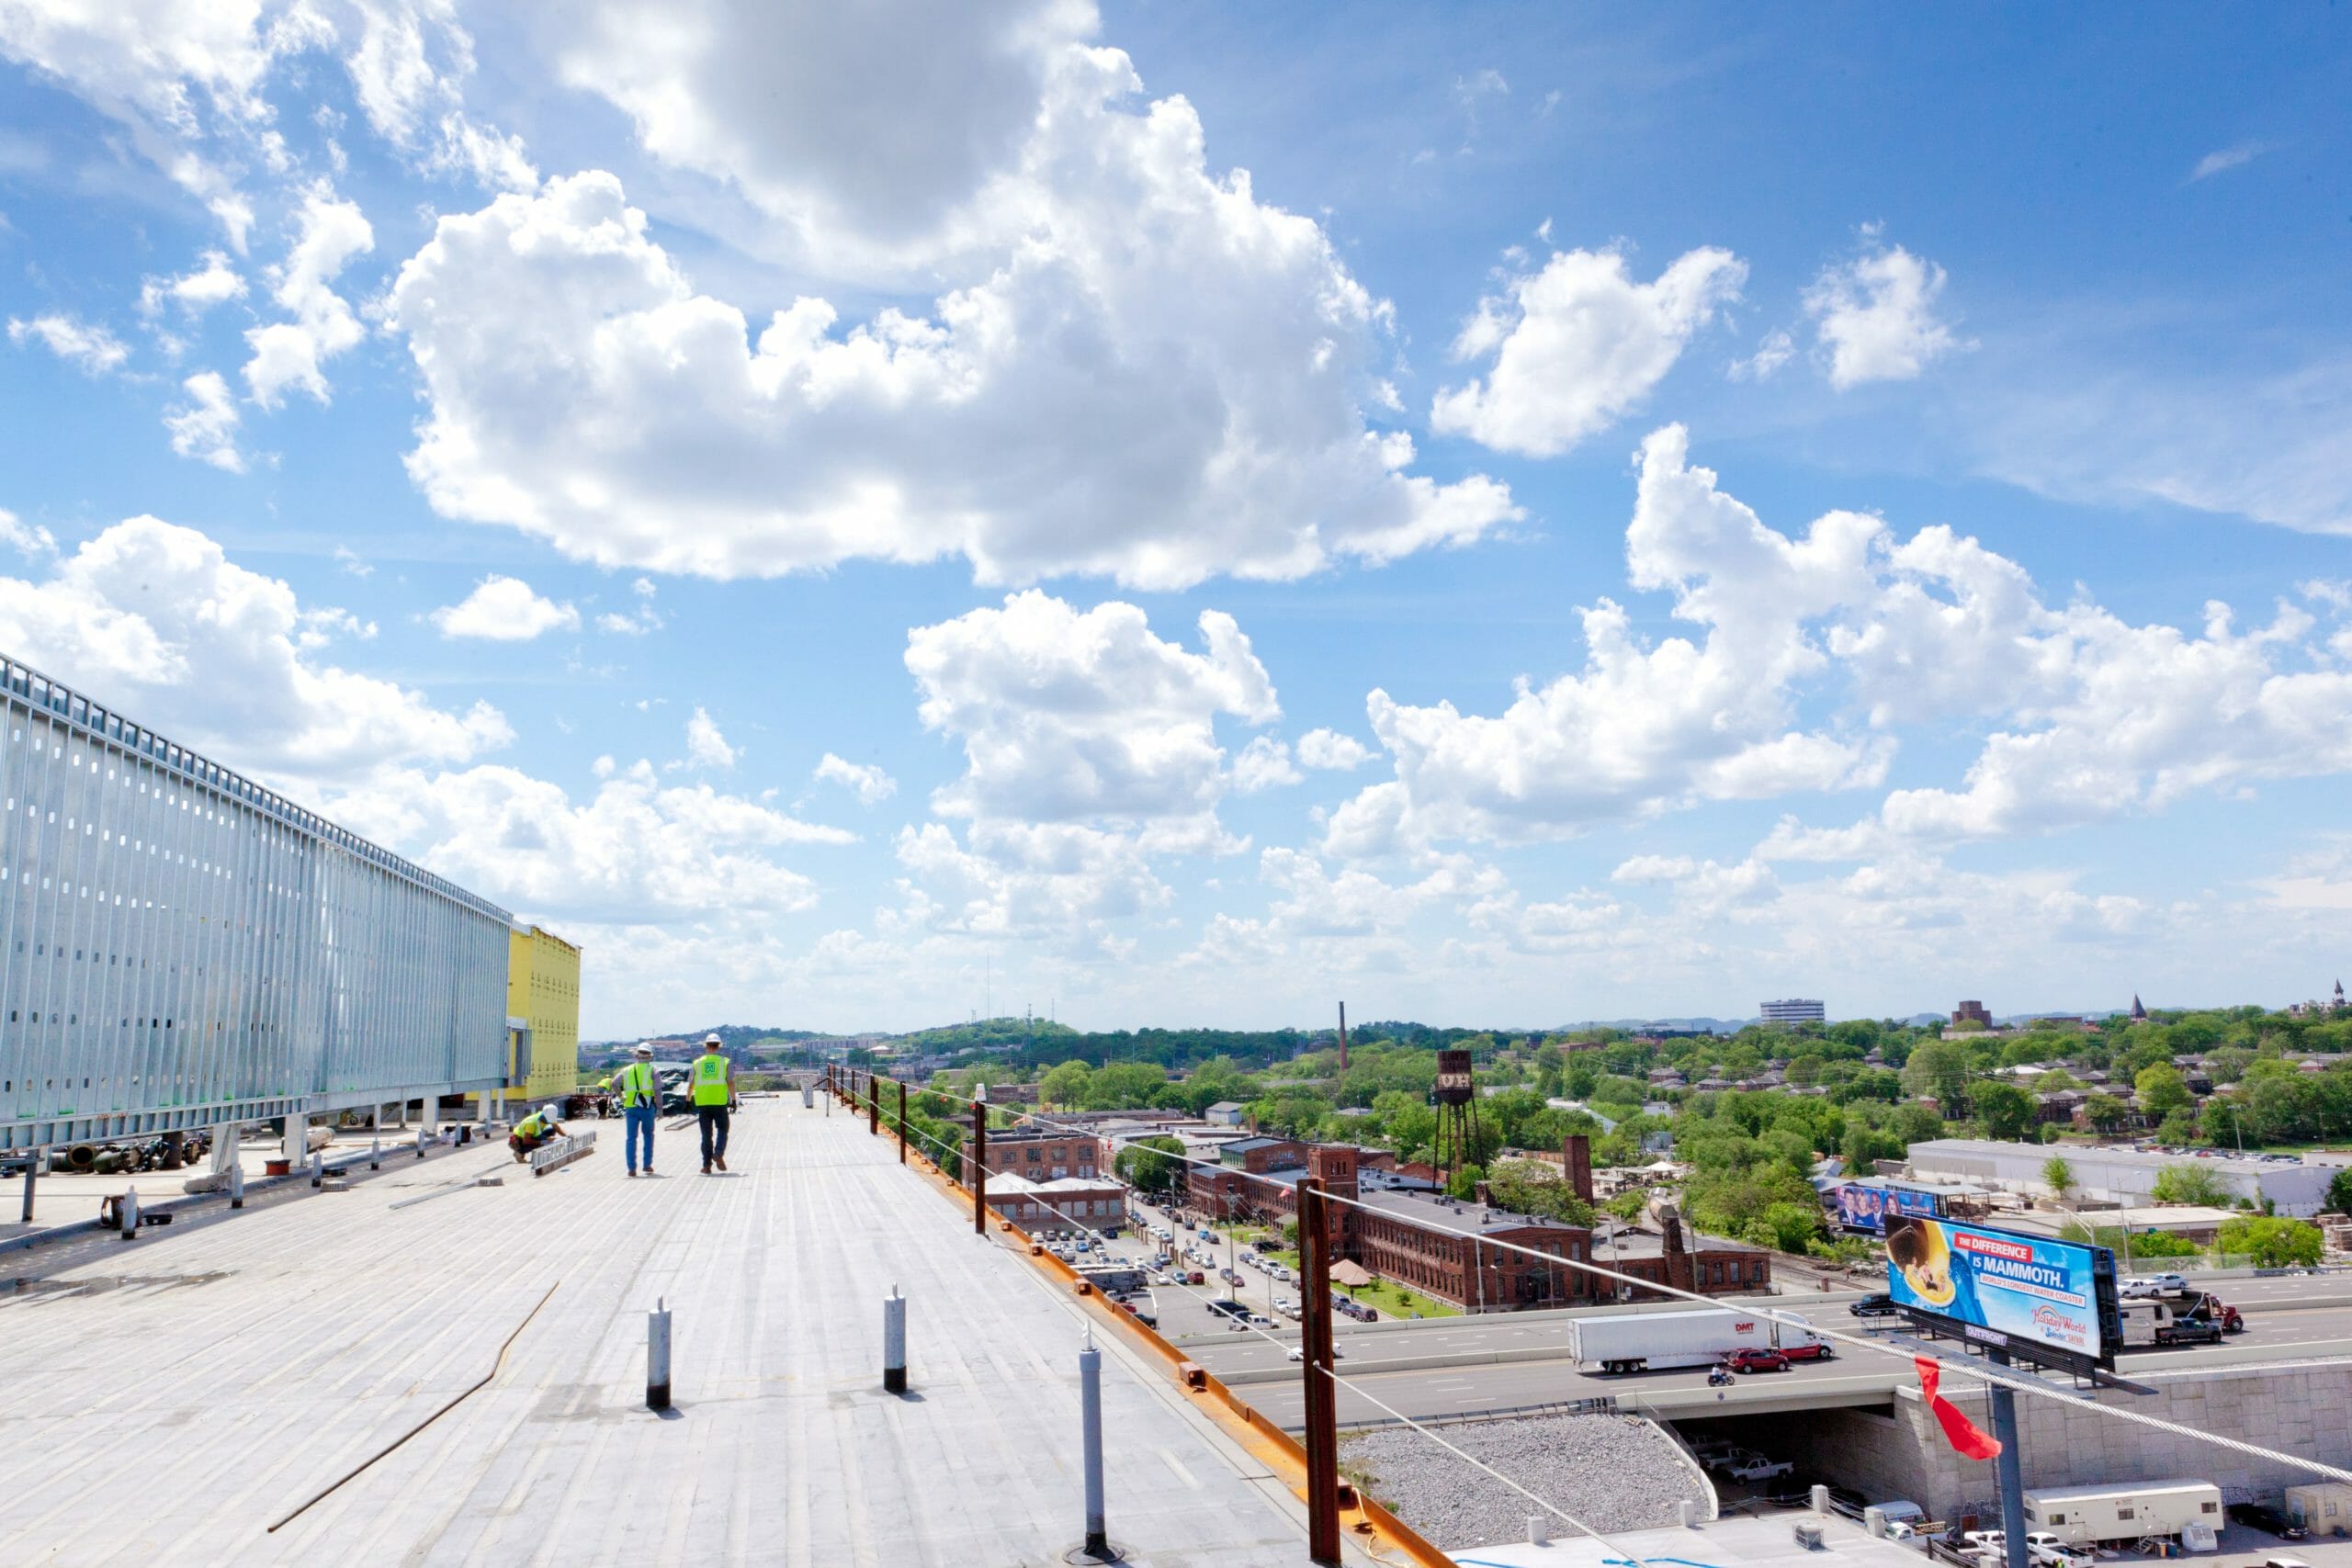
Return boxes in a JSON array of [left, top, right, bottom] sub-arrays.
[[1849, 1292, 1898, 1318], [1705, 1449, 1765, 1473], [1207, 1297, 1249, 1319], [1187, 1270, 1204, 1285], [1728, 1348, 1791, 1374], [1246, 1313, 1272, 1328], [1727, 1457, 1795, 1483], [2227, 1504, 2309, 1540]]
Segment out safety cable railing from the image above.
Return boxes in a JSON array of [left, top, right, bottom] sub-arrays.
[[830, 1069, 1663, 1560], [976, 1091, 2352, 1487]]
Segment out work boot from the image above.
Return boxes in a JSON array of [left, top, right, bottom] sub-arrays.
[[716, 1155, 727, 1171]]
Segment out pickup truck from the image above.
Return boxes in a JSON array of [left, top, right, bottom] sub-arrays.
[[1727, 1457, 1795, 1483]]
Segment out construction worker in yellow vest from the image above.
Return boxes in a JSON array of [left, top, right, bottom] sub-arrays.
[[692, 1032, 737, 1176], [508, 1103, 563, 1164], [617, 1044, 661, 1179]]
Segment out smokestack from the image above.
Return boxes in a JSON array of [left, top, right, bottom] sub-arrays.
[[1338, 1001, 1349, 1074], [1659, 1203, 1693, 1293], [1564, 1134, 1593, 1206]]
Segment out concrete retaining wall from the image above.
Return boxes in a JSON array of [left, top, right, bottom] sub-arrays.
[[1680, 1362, 2352, 1520]]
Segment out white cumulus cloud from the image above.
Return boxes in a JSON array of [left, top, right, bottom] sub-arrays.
[[139, 249, 246, 320], [1804, 230, 1963, 389], [1297, 728, 1374, 771], [385, 26, 1516, 590], [814, 752, 897, 806], [1430, 245, 1746, 457], [8, 312, 130, 375], [243, 180, 373, 407], [0, 513, 508, 784], [162, 371, 246, 471], [428, 574, 579, 640], [684, 705, 737, 769]]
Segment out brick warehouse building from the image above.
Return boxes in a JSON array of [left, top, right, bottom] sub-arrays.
[[1182, 1134, 1770, 1313]]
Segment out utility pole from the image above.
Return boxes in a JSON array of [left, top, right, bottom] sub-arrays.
[[973, 1096, 989, 1236], [1298, 1176, 1341, 1563]]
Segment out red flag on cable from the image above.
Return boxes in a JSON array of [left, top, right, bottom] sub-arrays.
[[1917, 1356, 2003, 1461]]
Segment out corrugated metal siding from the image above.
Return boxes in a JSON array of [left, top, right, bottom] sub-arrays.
[[0, 654, 512, 1150]]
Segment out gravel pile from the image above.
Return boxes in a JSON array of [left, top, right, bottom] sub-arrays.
[[1341, 1412, 1704, 1551]]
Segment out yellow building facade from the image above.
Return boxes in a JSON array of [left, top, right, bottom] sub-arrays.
[[506, 924, 582, 1106]]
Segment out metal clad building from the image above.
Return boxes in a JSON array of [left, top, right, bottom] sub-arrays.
[[0, 654, 513, 1153]]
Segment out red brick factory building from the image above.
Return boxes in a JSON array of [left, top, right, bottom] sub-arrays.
[[1184, 1134, 1769, 1314]]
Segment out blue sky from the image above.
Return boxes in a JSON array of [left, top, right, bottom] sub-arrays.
[[1, 3, 2347, 1037]]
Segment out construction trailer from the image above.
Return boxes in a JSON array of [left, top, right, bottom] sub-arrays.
[[0, 652, 514, 1159], [2020, 1482, 2222, 1548], [2285, 1482, 2352, 1537]]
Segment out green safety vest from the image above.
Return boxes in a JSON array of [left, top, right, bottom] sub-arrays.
[[617, 1062, 657, 1108], [516, 1111, 552, 1138], [691, 1053, 731, 1106]]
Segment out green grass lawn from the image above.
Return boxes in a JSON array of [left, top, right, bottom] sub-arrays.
[[1343, 1279, 1461, 1319], [1255, 1247, 1462, 1319]]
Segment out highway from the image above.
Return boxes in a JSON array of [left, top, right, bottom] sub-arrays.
[[1185, 1297, 2352, 1429], [1102, 1196, 2352, 1429]]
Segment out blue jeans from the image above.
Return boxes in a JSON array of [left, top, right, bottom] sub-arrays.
[[625, 1103, 656, 1171], [698, 1106, 731, 1167]]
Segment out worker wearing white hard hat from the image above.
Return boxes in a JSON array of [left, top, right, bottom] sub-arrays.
[[508, 1102, 565, 1163], [616, 1043, 661, 1178], [691, 1032, 738, 1175]]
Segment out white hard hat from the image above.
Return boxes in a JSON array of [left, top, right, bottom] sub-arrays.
[[542, 1103, 559, 1119], [703, 1032, 723, 1046], [634, 1044, 653, 1057]]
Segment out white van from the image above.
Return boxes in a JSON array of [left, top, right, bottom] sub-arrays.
[[2023, 1482, 2223, 1547]]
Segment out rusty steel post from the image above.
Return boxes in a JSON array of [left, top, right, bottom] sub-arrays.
[[1298, 1177, 1341, 1563], [972, 1100, 988, 1235], [869, 1077, 880, 1137], [898, 1081, 908, 1164]]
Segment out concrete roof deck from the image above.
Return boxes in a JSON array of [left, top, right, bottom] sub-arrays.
[[0, 1099, 1368, 1564]]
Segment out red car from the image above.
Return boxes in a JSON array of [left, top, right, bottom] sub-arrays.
[[1780, 1340, 1835, 1363], [1727, 1348, 1790, 1374]]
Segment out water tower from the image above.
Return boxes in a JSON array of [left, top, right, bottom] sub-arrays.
[[1431, 1048, 1481, 1181]]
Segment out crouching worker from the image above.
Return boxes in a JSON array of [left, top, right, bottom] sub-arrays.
[[509, 1103, 565, 1163]]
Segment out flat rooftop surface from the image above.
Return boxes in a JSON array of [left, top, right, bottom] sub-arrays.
[[0, 1100, 1357, 1565]]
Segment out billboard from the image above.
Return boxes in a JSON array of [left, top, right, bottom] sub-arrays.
[[1837, 1181, 1943, 1235], [1885, 1215, 2117, 1369]]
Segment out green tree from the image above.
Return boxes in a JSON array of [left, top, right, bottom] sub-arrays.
[[1745, 1200, 1825, 1254], [1900, 1040, 1973, 1106], [2327, 1168, 2352, 1216], [1485, 1158, 1598, 1226], [2150, 1164, 2233, 1207], [2216, 1215, 2323, 1268], [1114, 1134, 1186, 1198], [2135, 1063, 2194, 1122], [2084, 1093, 2132, 1135], [2041, 1156, 2076, 1203], [1973, 1080, 2039, 1141], [1038, 1059, 1093, 1109]]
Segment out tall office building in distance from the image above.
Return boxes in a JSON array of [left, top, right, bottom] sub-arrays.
[[1759, 998, 1826, 1025]]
